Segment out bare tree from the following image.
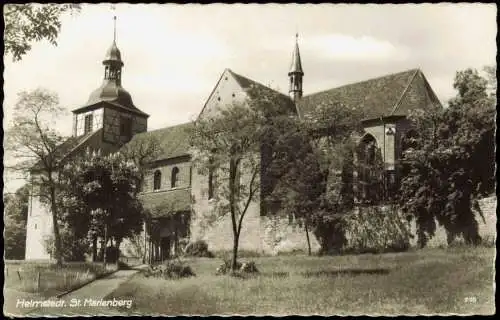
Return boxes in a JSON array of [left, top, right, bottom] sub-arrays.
[[4, 88, 76, 266]]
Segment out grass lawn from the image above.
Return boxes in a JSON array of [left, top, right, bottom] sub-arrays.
[[4, 261, 118, 298], [107, 247, 495, 315]]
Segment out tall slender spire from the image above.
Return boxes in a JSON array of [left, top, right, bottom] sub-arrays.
[[288, 33, 304, 102], [113, 15, 117, 43], [289, 33, 303, 75]]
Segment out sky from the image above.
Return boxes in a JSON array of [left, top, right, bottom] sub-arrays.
[[2, 3, 497, 193]]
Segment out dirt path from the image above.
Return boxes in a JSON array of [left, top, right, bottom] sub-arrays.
[[4, 266, 147, 316]]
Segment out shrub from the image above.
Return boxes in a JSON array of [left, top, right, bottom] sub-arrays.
[[216, 259, 259, 276], [240, 261, 259, 274], [144, 261, 195, 279], [341, 205, 411, 254], [216, 259, 241, 275], [184, 240, 214, 258], [316, 205, 412, 255]]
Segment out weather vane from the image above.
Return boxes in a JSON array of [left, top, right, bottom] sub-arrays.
[[111, 4, 117, 42]]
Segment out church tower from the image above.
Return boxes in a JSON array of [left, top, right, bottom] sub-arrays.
[[71, 16, 148, 144], [288, 33, 304, 102]]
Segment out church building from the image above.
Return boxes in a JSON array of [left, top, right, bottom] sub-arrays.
[[24, 22, 442, 260]]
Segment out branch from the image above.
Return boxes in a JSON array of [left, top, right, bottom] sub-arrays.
[[236, 166, 259, 236]]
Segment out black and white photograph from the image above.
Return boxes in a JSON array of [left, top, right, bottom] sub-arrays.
[[2, 3, 496, 316]]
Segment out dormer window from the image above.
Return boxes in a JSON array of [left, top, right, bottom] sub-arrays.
[[84, 114, 93, 134]]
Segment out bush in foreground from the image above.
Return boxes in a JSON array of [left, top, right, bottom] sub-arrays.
[[144, 261, 195, 279], [216, 259, 259, 276]]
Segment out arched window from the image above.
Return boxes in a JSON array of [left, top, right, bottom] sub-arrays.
[[355, 134, 383, 203], [153, 170, 162, 191], [171, 167, 179, 188]]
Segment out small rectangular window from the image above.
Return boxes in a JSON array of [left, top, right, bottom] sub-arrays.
[[120, 116, 132, 137], [84, 114, 93, 134]]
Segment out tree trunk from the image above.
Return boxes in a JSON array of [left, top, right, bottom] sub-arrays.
[[92, 236, 97, 262], [49, 183, 63, 267], [232, 232, 240, 271], [115, 238, 122, 268], [103, 223, 108, 268], [305, 219, 312, 256], [143, 221, 147, 264], [229, 157, 239, 272]]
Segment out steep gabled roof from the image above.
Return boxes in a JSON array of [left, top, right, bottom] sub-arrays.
[[297, 69, 433, 120], [228, 69, 298, 115], [31, 129, 104, 172], [126, 122, 194, 162], [139, 188, 192, 218]]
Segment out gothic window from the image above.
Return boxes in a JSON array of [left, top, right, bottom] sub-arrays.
[[153, 170, 162, 191], [171, 167, 179, 188], [84, 114, 93, 134], [355, 134, 383, 204], [120, 116, 132, 137]]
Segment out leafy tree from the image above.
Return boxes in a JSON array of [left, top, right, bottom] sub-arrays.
[[482, 65, 497, 101], [4, 89, 77, 266], [400, 66, 495, 247], [60, 149, 145, 265], [189, 85, 296, 271], [284, 103, 363, 254], [3, 185, 30, 259], [3, 4, 80, 61], [120, 134, 162, 192]]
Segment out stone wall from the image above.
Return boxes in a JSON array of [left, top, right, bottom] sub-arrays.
[[143, 157, 191, 193], [260, 215, 321, 255], [103, 107, 147, 144], [407, 195, 497, 247], [25, 180, 53, 260], [189, 155, 263, 253]]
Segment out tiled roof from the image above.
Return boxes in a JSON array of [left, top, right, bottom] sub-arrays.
[[126, 122, 194, 162], [73, 83, 149, 117], [139, 188, 192, 218], [31, 129, 103, 171], [228, 69, 299, 115], [298, 69, 421, 120]]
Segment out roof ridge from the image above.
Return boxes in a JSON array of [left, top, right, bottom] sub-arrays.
[[303, 68, 420, 98], [229, 69, 287, 97], [137, 121, 193, 135], [60, 128, 103, 162], [390, 69, 420, 115]]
